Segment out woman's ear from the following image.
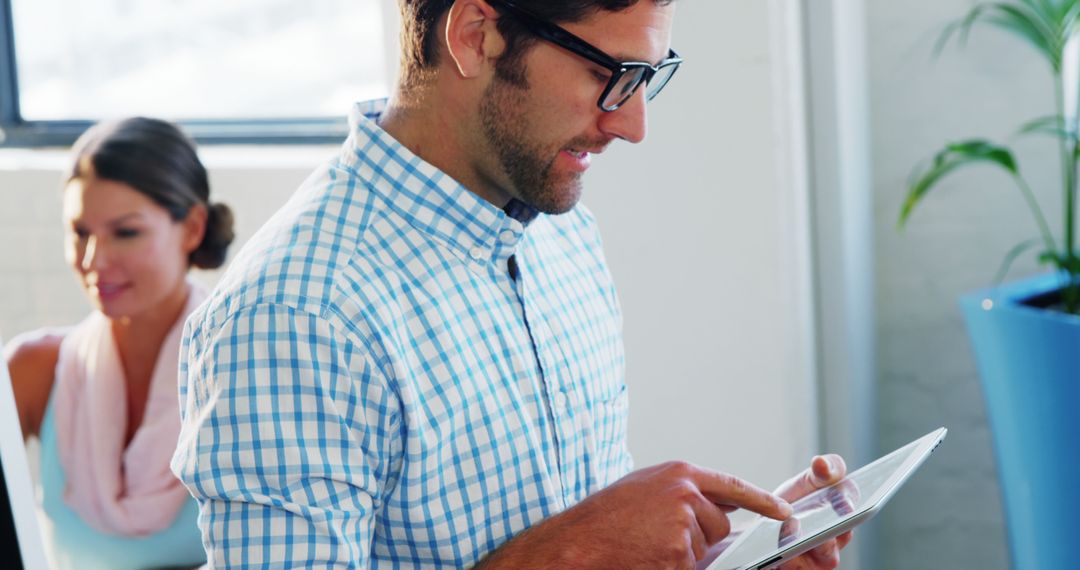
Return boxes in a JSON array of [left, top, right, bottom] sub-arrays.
[[182, 204, 208, 255], [444, 0, 506, 79]]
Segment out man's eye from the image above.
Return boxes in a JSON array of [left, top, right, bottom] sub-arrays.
[[591, 70, 610, 83], [116, 228, 140, 239]]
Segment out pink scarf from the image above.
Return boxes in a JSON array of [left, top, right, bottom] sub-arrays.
[[52, 282, 206, 536]]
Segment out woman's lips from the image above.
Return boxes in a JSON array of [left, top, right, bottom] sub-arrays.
[[93, 282, 131, 302]]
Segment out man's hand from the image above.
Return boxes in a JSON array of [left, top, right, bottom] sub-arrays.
[[477, 461, 793, 570], [774, 455, 855, 569]]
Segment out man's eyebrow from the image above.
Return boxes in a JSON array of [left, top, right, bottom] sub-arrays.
[[609, 49, 672, 65]]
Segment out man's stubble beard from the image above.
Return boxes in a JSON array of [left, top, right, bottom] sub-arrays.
[[479, 68, 585, 215]]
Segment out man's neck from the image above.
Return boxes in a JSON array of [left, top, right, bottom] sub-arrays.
[[378, 88, 513, 209]]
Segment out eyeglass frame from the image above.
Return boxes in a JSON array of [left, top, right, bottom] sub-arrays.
[[484, 0, 683, 112]]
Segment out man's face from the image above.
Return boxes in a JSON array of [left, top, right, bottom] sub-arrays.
[[477, 1, 676, 215]]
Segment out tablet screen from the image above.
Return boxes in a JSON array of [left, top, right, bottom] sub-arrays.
[[707, 428, 945, 570]]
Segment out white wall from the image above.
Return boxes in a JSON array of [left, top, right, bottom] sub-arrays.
[[1, 0, 825, 557], [586, 0, 820, 489]]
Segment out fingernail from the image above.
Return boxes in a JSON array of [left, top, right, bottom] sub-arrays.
[[813, 456, 831, 482]]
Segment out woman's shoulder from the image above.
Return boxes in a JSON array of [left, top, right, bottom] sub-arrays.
[[4, 327, 70, 438], [5, 327, 67, 366]]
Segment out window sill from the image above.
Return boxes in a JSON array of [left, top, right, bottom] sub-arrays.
[[0, 145, 342, 172]]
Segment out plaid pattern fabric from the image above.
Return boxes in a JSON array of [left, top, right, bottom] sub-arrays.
[[172, 99, 633, 568]]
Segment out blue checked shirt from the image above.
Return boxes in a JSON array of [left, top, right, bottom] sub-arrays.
[[172, 99, 633, 568]]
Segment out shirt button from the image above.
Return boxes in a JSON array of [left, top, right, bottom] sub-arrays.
[[469, 246, 485, 260], [499, 230, 516, 245]]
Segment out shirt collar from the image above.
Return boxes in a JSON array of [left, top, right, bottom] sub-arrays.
[[503, 198, 540, 226], [341, 99, 533, 265]]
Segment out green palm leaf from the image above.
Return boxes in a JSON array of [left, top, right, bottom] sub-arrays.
[[1041, 250, 1080, 272], [1017, 114, 1073, 138], [912, 0, 1080, 312], [993, 237, 1044, 284], [936, 1, 1064, 70], [986, 4, 1059, 67], [899, 140, 1019, 228]]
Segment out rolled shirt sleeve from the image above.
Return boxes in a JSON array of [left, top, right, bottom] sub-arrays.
[[172, 303, 401, 568]]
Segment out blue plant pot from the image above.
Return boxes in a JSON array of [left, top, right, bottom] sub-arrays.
[[960, 272, 1080, 569]]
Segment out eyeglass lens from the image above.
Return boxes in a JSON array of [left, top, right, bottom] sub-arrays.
[[645, 63, 678, 100], [601, 62, 679, 110], [603, 68, 647, 110]]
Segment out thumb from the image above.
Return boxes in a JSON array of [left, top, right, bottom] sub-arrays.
[[775, 455, 847, 502], [810, 454, 846, 487]]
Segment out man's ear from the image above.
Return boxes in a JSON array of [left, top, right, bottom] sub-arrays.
[[444, 0, 505, 78]]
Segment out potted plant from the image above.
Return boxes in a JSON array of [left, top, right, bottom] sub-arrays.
[[899, 2, 1080, 568]]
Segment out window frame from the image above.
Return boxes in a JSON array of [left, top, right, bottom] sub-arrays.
[[0, 0, 393, 147]]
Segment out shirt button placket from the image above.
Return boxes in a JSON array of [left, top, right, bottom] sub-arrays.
[[552, 387, 575, 495]]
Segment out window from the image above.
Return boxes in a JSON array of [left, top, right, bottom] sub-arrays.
[[0, 0, 394, 146]]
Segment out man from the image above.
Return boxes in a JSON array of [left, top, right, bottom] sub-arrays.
[[172, 1, 852, 568]]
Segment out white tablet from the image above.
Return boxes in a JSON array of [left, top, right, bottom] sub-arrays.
[[705, 427, 947, 570]]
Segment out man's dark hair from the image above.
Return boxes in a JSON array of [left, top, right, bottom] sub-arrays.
[[398, 0, 674, 91]]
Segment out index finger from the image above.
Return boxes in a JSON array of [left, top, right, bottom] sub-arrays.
[[693, 469, 793, 521]]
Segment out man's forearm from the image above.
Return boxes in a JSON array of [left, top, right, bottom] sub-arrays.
[[473, 505, 601, 569]]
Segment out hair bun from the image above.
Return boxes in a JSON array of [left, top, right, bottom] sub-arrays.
[[190, 202, 236, 269]]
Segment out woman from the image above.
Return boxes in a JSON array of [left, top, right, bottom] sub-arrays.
[[3, 117, 234, 570]]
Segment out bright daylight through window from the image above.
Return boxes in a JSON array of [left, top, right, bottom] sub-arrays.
[[9, 0, 389, 123]]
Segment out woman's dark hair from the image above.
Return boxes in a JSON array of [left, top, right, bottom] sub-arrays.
[[67, 117, 235, 269], [398, 0, 674, 91]]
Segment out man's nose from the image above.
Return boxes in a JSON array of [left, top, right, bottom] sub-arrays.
[[599, 86, 649, 144]]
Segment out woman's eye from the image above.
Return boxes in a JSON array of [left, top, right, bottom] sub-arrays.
[[116, 228, 140, 239], [72, 227, 89, 239]]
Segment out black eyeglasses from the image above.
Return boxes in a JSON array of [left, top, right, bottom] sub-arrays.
[[486, 0, 682, 112]]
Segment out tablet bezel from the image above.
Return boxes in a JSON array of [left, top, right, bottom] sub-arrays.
[[705, 427, 947, 570]]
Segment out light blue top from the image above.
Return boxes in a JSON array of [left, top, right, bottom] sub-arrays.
[[172, 98, 632, 568], [40, 398, 206, 570]]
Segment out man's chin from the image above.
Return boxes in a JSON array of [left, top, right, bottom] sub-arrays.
[[525, 179, 583, 215]]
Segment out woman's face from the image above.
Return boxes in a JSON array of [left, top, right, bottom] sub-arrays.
[[62, 176, 200, 319]]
